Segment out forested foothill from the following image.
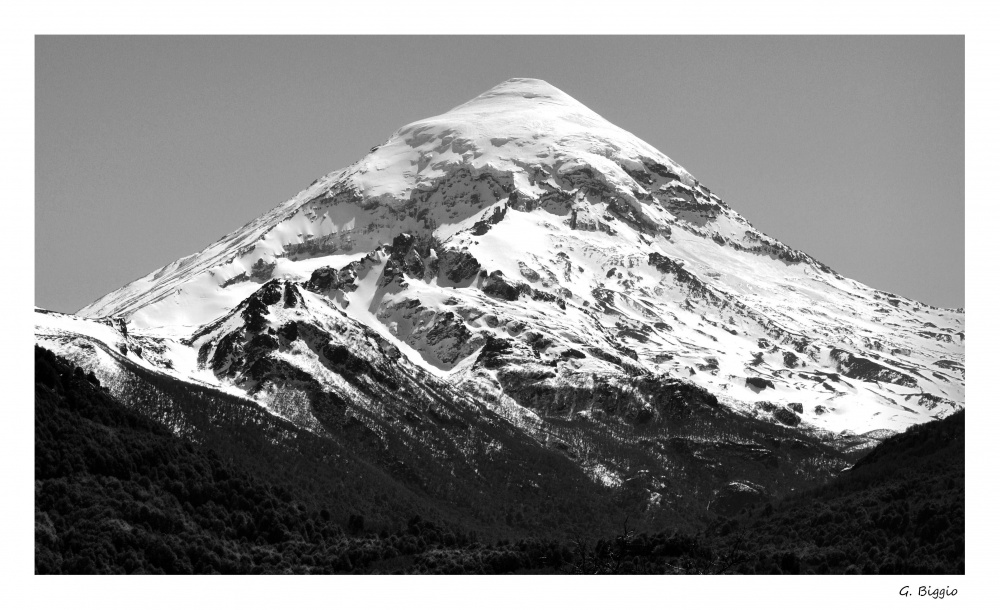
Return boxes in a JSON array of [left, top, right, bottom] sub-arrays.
[[35, 347, 963, 574]]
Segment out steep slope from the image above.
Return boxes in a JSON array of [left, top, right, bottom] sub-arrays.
[[69, 78, 962, 436], [38, 78, 963, 511], [38, 283, 861, 532]]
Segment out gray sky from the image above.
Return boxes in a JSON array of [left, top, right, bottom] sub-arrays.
[[36, 36, 963, 312]]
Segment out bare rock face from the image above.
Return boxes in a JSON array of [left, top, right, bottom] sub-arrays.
[[376, 298, 485, 368], [250, 257, 277, 282], [746, 377, 775, 391], [773, 407, 802, 427], [756, 401, 778, 412], [482, 270, 528, 301], [389, 233, 427, 278], [471, 203, 508, 235], [438, 248, 481, 283], [306, 264, 359, 293], [829, 348, 919, 388]]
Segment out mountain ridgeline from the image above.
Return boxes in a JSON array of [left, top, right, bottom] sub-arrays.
[[35, 79, 964, 574]]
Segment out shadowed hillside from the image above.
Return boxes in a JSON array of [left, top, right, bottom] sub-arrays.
[[36, 346, 962, 574]]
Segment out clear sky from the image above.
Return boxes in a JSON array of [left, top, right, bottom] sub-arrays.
[[35, 36, 964, 312]]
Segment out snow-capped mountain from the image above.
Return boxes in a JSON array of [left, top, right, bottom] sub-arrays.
[[38, 77, 963, 453]]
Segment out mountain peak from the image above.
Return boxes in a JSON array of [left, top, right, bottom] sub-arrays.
[[447, 78, 590, 114], [475, 77, 566, 97], [352, 77, 686, 203], [68, 80, 963, 437], [437, 77, 609, 129]]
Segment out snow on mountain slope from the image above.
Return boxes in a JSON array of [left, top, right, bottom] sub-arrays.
[[33, 306, 248, 407], [60, 78, 962, 437]]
